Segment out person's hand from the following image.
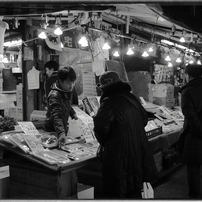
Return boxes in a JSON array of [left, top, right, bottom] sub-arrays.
[[58, 133, 66, 149], [72, 114, 78, 120]]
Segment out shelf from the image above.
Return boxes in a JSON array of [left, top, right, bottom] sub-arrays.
[[0, 91, 16, 94]]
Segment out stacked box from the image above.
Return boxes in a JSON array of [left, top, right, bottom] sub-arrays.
[[82, 71, 97, 98], [77, 183, 94, 199], [148, 83, 175, 108], [153, 97, 175, 108], [30, 110, 47, 122]]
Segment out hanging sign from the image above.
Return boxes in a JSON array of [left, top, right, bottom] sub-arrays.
[[27, 66, 40, 90], [45, 27, 62, 51]]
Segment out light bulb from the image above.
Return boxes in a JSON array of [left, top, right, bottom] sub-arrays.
[[189, 60, 194, 64], [142, 51, 149, 57], [197, 60, 201, 65], [126, 48, 134, 55], [113, 51, 120, 57], [165, 55, 171, 61], [2, 57, 9, 63], [78, 36, 87, 45], [38, 31, 47, 39], [61, 42, 64, 48], [102, 42, 111, 50], [148, 47, 153, 52], [54, 27, 63, 35], [180, 37, 185, 43], [168, 62, 173, 67], [176, 57, 182, 63]]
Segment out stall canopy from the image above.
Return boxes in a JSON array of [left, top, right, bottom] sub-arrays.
[[2, 2, 202, 53]]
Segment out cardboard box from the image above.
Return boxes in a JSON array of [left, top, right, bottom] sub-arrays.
[[77, 183, 94, 199], [0, 164, 10, 199], [153, 97, 175, 108], [30, 110, 47, 122], [150, 84, 174, 98]]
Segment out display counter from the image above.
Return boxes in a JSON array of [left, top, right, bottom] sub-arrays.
[[0, 125, 183, 199], [0, 135, 97, 199], [149, 126, 182, 154]]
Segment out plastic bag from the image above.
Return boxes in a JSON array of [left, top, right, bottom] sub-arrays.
[[141, 182, 154, 199]]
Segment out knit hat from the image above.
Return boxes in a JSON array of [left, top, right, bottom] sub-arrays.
[[185, 64, 202, 78], [97, 71, 124, 89]]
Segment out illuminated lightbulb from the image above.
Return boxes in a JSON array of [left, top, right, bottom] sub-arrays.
[[165, 55, 171, 61], [126, 48, 134, 55], [102, 42, 111, 50], [38, 31, 47, 39], [180, 37, 185, 43], [54, 27, 63, 35], [176, 57, 182, 63], [142, 51, 149, 57], [168, 62, 173, 67], [113, 50, 120, 57]]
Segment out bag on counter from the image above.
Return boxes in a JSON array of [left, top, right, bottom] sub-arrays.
[[141, 182, 154, 199], [96, 145, 104, 162]]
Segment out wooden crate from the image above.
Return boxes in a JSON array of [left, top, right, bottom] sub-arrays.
[[6, 157, 77, 199]]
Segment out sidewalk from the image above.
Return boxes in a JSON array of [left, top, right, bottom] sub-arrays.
[[154, 164, 189, 199]]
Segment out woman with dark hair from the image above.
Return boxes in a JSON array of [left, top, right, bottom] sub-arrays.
[[44, 66, 78, 148]]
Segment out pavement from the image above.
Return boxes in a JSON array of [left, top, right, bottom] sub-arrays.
[[154, 164, 190, 199]]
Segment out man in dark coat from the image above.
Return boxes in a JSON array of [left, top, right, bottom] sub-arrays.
[[44, 66, 78, 148], [93, 71, 157, 199], [179, 64, 202, 199]]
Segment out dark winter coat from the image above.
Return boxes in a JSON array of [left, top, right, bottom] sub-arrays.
[[179, 77, 202, 164], [93, 82, 158, 199], [44, 82, 76, 137]]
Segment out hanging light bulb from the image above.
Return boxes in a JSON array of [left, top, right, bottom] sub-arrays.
[[148, 46, 154, 52], [168, 62, 173, 67], [2, 55, 9, 63], [78, 36, 88, 47], [176, 57, 182, 63], [38, 30, 47, 39], [142, 51, 149, 57], [113, 50, 120, 57], [54, 15, 63, 36], [197, 60, 201, 65], [102, 42, 111, 50], [165, 55, 171, 61], [180, 29, 186, 43], [180, 36, 185, 43], [126, 47, 134, 55], [54, 27, 63, 35]]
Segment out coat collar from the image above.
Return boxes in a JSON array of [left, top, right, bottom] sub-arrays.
[[179, 77, 202, 93]]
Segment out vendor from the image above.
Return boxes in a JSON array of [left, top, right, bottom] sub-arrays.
[[44, 66, 78, 148], [44, 60, 78, 107]]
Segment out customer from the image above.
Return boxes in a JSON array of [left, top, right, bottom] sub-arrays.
[[44, 60, 78, 106], [179, 64, 202, 199], [93, 71, 157, 199], [44, 66, 78, 148]]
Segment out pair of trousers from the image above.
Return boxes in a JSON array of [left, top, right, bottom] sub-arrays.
[[187, 164, 202, 198]]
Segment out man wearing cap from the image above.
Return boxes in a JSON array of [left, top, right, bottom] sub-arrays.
[[93, 71, 157, 199], [179, 64, 202, 199]]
